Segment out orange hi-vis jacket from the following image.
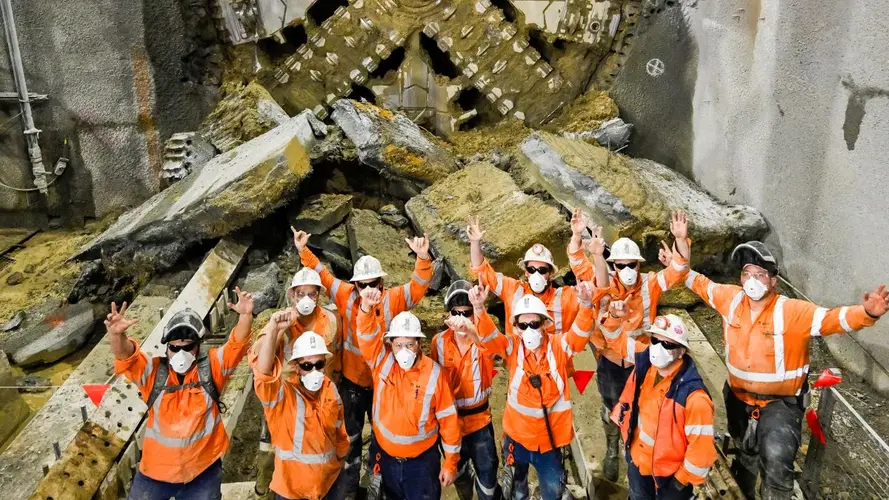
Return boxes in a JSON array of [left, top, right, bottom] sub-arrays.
[[685, 270, 877, 406], [253, 359, 349, 500], [612, 351, 717, 485], [474, 297, 601, 452], [471, 257, 583, 337], [114, 329, 250, 483], [356, 308, 462, 473], [301, 247, 433, 388], [431, 328, 495, 436]]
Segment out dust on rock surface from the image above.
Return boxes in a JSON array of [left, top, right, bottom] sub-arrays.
[[543, 90, 620, 134]]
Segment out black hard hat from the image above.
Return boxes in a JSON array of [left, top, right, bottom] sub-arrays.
[[445, 280, 473, 311], [161, 308, 206, 344], [730, 241, 779, 275]]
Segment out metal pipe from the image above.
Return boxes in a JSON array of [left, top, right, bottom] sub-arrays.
[[0, 0, 47, 193]]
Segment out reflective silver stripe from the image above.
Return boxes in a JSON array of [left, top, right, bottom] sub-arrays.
[[726, 344, 809, 382], [358, 326, 380, 342], [552, 288, 564, 333], [222, 367, 236, 377], [638, 428, 655, 446], [277, 386, 337, 464], [342, 296, 361, 355], [640, 275, 652, 328], [442, 442, 461, 453], [773, 296, 787, 377], [624, 337, 635, 364], [683, 458, 711, 477], [671, 260, 687, 271], [138, 359, 155, 386], [560, 336, 572, 356], [216, 346, 225, 365], [313, 263, 325, 274], [839, 306, 853, 332], [726, 292, 744, 325], [479, 330, 500, 343], [685, 270, 698, 290], [260, 383, 285, 408], [656, 271, 668, 291], [382, 294, 393, 327], [570, 322, 590, 339], [507, 341, 572, 418], [372, 349, 386, 369], [412, 272, 430, 286], [436, 405, 456, 419], [545, 343, 565, 394], [706, 281, 717, 309], [810, 307, 828, 337], [403, 283, 414, 309], [146, 390, 220, 448], [418, 364, 441, 433], [600, 324, 622, 340], [505, 334, 514, 356], [455, 345, 489, 408], [456, 387, 492, 409], [436, 335, 446, 365], [511, 288, 524, 316], [330, 278, 341, 298], [684, 424, 714, 436], [477, 476, 497, 496], [494, 273, 504, 296], [373, 354, 441, 445]]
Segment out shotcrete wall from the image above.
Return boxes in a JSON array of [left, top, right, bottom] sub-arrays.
[[0, 0, 215, 226], [612, 0, 889, 392]]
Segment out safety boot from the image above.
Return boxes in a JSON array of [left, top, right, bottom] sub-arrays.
[[603, 423, 621, 482], [454, 462, 476, 500], [730, 459, 758, 500]]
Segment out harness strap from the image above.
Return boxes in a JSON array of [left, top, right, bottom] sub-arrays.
[[146, 355, 224, 413]]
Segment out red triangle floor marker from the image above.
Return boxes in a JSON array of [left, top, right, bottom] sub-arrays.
[[573, 370, 595, 395], [82, 384, 111, 407]]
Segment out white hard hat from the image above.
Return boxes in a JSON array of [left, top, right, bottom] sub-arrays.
[[522, 243, 555, 267], [290, 331, 332, 361], [510, 294, 553, 322], [384, 311, 424, 338], [289, 267, 326, 292], [645, 314, 689, 348], [350, 255, 388, 282], [607, 237, 645, 262]]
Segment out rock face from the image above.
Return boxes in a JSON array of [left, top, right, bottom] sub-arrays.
[[405, 162, 571, 280], [240, 263, 282, 315], [77, 113, 324, 276], [331, 100, 458, 197], [292, 194, 353, 235], [199, 82, 290, 152], [518, 132, 767, 263], [346, 209, 415, 286], [10, 302, 96, 367], [0, 352, 30, 448]]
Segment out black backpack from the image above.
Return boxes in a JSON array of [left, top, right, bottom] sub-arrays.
[[146, 354, 225, 414]]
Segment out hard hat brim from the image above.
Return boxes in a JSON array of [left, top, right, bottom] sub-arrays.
[[644, 327, 689, 348], [289, 348, 333, 362], [350, 271, 388, 282], [606, 254, 646, 263], [383, 330, 426, 339]]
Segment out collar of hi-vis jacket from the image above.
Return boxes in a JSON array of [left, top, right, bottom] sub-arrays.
[[608, 275, 642, 301], [382, 350, 427, 382]]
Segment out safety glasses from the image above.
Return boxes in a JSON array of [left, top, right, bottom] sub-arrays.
[[356, 279, 382, 290], [613, 262, 638, 270], [449, 309, 473, 317], [525, 265, 552, 275], [516, 320, 543, 331], [297, 360, 327, 372], [168, 343, 198, 353], [650, 336, 683, 350]]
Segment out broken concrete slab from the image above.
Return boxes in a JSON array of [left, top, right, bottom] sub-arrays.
[[346, 209, 415, 286], [518, 132, 767, 263], [331, 100, 458, 195], [0, 351, 30, 449], [291, 194, 353, 235], [77, 112, 323, 276], [199, 82, 291, 152], [308, 224, 350, 263], [0, 299, 65, 356], [11, 302, 97, 367], [240, 262, 282, 315], [405, 162, 571, 281], [379, 204, 410, 229]]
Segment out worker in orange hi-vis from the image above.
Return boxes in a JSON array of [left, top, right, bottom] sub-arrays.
[[249, 267, 344, 500], [107, 288, 254, 500], [253, 318, 349, 500], [430, 280, 499, 500], [355, 286, 462, 500], [466, 282, 605, 500], [611, 314, 717, 500], [683, 241, 889, 500], [571, 210, 691, 482], [291, 227, 434, 499]]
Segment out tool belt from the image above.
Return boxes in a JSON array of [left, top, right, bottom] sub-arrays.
[[457, 400, 489, 417]]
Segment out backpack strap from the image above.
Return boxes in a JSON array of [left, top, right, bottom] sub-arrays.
[[144, 355, 224, 413], [146, 359, 170, 410], [196, 355, 225, 413]]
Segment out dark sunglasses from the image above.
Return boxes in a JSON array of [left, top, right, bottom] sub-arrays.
[[613, 262, 639, 270], [516, 320, 543, 331], [525, 265, 552, 275], [168, 343, 198, 353], [450, 309, 473, 317], [356, 279, 382, 290], [650, 337, 683, 350], [298, 359, 327, 372]]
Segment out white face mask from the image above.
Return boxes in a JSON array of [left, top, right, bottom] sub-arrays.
[[301, 369, 324, 392], [743, 277, 768, 301], [618, 266, 639, 287], [296, 296, 317, 316], [649, 342, 678, 369], [528, 272, 548, 293], [395, 348, 417, 370], [521, 328, 542, 350], [169, 349, 196, 374]]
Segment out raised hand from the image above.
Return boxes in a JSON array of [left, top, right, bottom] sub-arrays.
[[570, 208, 588, 237], [269, 310, 296, 331], [227, 286, 255, 316], [609, 300, 629, 319], [445, 314, 473, 334], [359, 286, 383, 313], [105, 302, 139, 337], [658, 241, 673, 267], [670, 210, 688, 240], [290, 226, 310, 253], [586, 224, 606, 256], [468, 285, 490, 311], [466, 216, 486, 243], [863, 285, 889, 318], [405, 233, 431, 260], [575, 281, 594, 303]]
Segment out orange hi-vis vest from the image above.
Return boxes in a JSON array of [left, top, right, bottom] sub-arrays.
[[356, 309, 463, 473], [431, 328, 495, 436], [253, 360, 349, 500], [612, 351, 717, 485], [114, 330, 250, 483], [685, 270, 877, 406], [475, 298, 600, 452], [471, 258, 583, 337], [301, 247, 433, 388]]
